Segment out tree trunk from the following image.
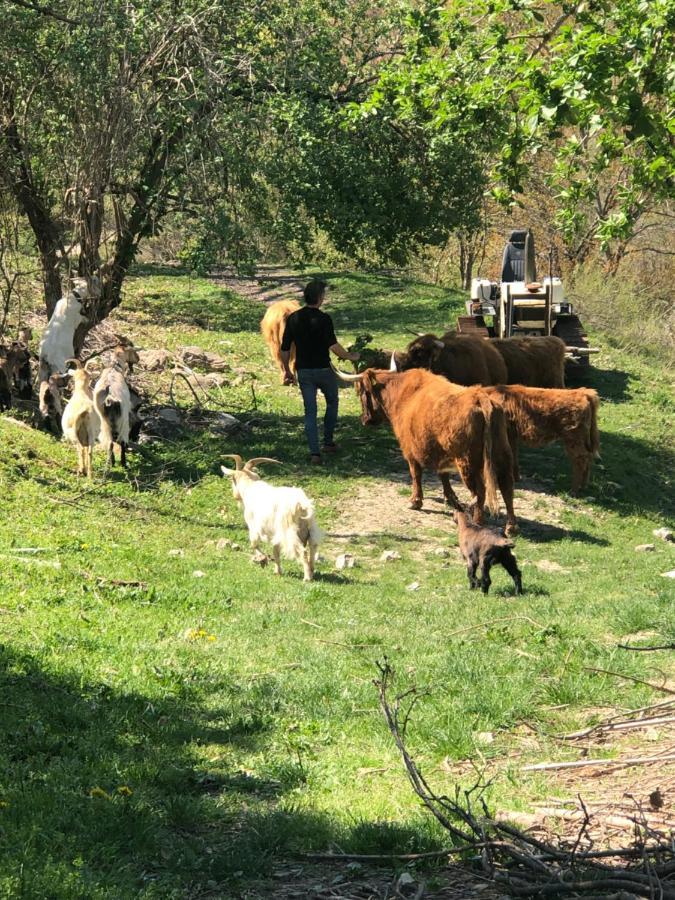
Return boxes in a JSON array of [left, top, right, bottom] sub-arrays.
[[0, 90, 64, 315]]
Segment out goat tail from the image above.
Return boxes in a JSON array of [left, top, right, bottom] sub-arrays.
[[585, 389, 601, 458], [477, 393, 502, 517], [279, 499, 322, 560]]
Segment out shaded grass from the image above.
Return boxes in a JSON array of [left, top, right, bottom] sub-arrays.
[[0, 265, 673, 896]]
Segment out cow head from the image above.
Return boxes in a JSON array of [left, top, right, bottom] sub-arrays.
[[393, 334, 445, 373], [334, 367, 390, 426]]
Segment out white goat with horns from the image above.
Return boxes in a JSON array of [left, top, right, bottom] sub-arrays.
[[61, 358, 101, 478], [221, 455, 323, 581]]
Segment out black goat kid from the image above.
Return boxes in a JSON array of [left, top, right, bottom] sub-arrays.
[[453, 509, 523, 595]]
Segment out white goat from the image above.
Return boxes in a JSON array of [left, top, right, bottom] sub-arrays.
[[93, 348, 131, 467], [61, 359, 101, 478], [38, 277, 90, 383], [221, 455, 323, 581]]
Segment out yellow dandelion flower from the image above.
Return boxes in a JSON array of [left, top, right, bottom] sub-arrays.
[[207, 635, 216, 642], [89, 787, 111, 800], [117, 785, 133, 797], [0, 800, 9, 808]]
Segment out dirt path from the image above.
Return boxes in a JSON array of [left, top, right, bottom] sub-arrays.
[[209, 266, 306, 307]]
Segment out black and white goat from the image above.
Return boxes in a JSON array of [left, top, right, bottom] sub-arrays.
[[221, 455, 323, 581]]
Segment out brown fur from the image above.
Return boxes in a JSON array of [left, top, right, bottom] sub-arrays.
[[355, 368, 518, 534], [395, 333, 508, 386], [0, 342, 30, 409], [260, 299, 300, 383], [485, 384, 600, 492], [453, 509, 522, 595], [489, 336, 566, 388]]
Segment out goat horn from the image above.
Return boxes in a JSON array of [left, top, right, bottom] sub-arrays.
[[222, 454, 243, 470], [333, 366, 363, 383], [433, 339, 444, 349], [244, 457, 282, 470], [65, 357, 84, 369]]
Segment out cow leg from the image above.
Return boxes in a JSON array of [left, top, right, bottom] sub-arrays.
[[408, 459, 424, 509], [456, 456, 485, 525], [510, 432, 521, 482], [566, 444, 591, 494], [501, 549, 523, 595], [107, 443, 115, 468], [496, 456, 518, 536], [120, 441, 127, 468], [439, 472, 462, 510]]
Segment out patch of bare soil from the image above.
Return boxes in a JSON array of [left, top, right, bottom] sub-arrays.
[[241, 860, 503, 899], [333, 472, 574, 544], [209, 266, 306, 307]]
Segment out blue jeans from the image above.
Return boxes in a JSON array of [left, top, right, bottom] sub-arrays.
[[297, 368, 338, 455]]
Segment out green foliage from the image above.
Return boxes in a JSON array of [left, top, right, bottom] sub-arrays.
[[0, 267, 673, 894]]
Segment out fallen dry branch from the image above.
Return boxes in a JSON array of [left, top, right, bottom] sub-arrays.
[[619, 642, 675, 651], [561, 712, 675, 740], [374, 659, 675, 899], [522, 752, 675, 773], [584, 665, 675, 696]]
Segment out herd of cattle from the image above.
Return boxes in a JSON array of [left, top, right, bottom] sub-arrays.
[[260, 298, 601, 585]]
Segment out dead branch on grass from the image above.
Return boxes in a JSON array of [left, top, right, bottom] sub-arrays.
[[374, 659, 675, 899]]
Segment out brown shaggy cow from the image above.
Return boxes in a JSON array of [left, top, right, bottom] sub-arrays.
[[454, 509, 523, 595], [260, 299, 300, 384], [393, 333, 507, 386], [340, 367, 518, 535], [484, 384, 600, 492], [488, 336, 566, 388]]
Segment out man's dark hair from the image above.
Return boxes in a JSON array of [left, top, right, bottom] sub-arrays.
[[303, 279, 327, 306]]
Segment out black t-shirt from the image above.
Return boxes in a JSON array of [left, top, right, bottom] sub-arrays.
[[281, 306, 337, 369]]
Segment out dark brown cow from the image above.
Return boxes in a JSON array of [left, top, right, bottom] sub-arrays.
[[489, 336, 566, 388], [393, 333, 508, 386], [484, 384, 600, 492], [338, 367, 518, 534]]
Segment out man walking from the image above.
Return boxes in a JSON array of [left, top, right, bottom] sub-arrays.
[[280, 280, 359, 464]]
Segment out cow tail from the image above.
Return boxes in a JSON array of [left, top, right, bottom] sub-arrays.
[[478, 394, 501, 516], [585, 390, 601, 458]]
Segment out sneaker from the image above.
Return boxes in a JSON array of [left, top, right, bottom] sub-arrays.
[[310, 454, 323, 465], [322, 443, 338, 453]]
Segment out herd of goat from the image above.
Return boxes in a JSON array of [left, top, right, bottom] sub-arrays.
[[0, 282, 601, 592]]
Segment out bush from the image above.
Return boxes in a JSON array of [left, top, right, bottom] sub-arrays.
[[568, 264, 675, 365]]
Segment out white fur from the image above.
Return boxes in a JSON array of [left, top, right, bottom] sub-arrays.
[[222, 467, 323, 581], [38, 283, 88, 380], [61, 369, 101, 477]]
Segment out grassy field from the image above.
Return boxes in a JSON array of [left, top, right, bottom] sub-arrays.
[[0, 266, 674, 898]]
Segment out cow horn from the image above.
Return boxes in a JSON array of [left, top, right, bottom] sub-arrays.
[[333, 366, 363, 383], [223, 453, 244, 470], [244, 457, 282, 471], [389, 351, 399, 372]]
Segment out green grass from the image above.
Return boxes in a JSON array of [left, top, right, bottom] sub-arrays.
[[0, 267, 673, 897]]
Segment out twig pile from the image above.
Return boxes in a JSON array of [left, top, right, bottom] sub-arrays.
[[372, 660, 675, 899]]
